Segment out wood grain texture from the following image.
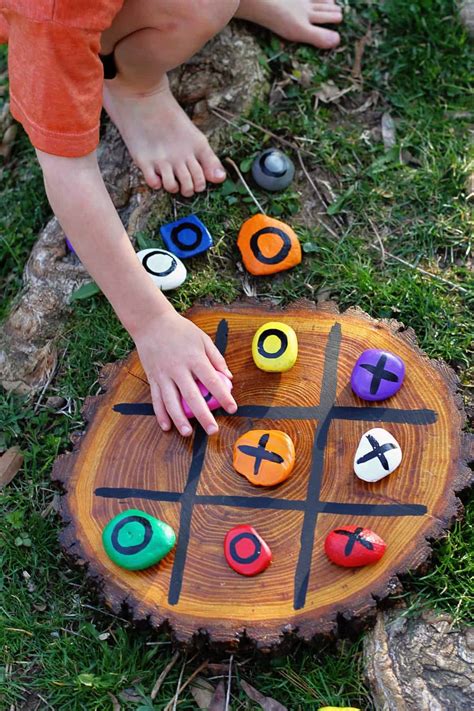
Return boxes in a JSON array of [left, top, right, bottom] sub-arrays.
[[53, 301, 473, 649]]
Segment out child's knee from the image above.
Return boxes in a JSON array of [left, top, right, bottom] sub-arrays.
[[187, 0, 240, 42]]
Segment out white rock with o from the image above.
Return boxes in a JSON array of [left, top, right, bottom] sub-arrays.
[[354, 427, 402, 483], [137, 248, 187, 291]]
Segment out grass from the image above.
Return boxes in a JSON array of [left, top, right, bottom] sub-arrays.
[[1, 0, 473, 708]]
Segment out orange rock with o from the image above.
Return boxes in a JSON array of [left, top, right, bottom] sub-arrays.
[[237, 214, 302, 276], [233, 430, 296, 487]]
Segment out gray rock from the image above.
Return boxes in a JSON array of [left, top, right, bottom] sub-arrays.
[[364, 610, 474, 710], [251, 149, 295, 191]]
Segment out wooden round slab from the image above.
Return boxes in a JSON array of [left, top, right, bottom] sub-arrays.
[[53, 301, 473, 648]]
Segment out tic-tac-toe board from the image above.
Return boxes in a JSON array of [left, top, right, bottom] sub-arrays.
[[54, 302, 471, 647]]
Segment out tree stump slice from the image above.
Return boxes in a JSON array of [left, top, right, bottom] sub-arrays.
[[53, 301, 473, 649]]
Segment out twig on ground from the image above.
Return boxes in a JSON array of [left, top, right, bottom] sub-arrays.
[[150, 650, 180, 700], [368, 217, 386, 264], [211, 106, 318, 162], [163, 659, 209, 711], [225, 655, 233, 711], [352, 26, 372, 81], [296, 151, 341, 240], [224, 157, 266, 214], [368, 243, 468, 293]]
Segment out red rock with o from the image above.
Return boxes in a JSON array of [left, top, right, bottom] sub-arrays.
[[224, 524, 272, 576], [324, 525, 386, 568]]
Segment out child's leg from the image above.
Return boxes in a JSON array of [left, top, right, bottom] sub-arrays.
[[101, 0, 239, 196], [236, 0, 343, 49]]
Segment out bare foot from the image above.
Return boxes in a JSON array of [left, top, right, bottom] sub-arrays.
[[237, 0, 343, 49], [103, 76, 226, 196]]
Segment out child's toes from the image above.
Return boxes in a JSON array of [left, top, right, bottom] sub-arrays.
[[305, 25, 340, 49], [175, 164, 195, 197], [158, 163, 180, 194], [187, 157, 207, 193], [310, 5, 343, 24], [141, 162, 162, 190], [198, 146, 227, 185]]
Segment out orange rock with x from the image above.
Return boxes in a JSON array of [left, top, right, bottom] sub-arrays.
[[233, 430, 296, 487]]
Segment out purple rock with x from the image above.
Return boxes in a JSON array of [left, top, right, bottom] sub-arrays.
[[351, 349, 405, 402]]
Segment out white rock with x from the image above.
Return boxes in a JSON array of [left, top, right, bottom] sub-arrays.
[[354, 427, 402, 483]]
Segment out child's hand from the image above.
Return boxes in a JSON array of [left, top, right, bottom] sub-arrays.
[[134, 310, 237, 436]]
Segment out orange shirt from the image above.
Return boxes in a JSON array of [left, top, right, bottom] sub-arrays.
[[0, 1, 124, 156]]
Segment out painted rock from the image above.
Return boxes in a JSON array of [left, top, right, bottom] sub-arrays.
[[251, 148, 295, 192], [137, 248, 187, 291], [252, 321, 298, 372], [65, 237, 75, 253], [181, 372, 233, 419], [351, 349, 405, 401], [102, 509, 176, 571], [224, 525, 272, 576], [233, 430, 296, 487], [237, 214, 302, 276], [318, 707, 361, 710], [160, 214, 213, 259], [324, 525, 386, 567], [354, 427, 402, 483]]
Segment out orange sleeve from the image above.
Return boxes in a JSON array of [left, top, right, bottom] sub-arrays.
[[7, 13, 104, 157]]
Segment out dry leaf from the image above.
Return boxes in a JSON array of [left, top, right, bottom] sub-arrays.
[[0, 447, 24, 489], [314, 81, 354, 108], [108, 692, 121, 711], [208, 680, 227, 711], [381, 112, 396, 150], [240, 680, 287, 711], [190, 676, 215, 709], [352, 27, 372, 81]]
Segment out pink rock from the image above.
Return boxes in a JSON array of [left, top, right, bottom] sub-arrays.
[[181, 372, 233, 419]]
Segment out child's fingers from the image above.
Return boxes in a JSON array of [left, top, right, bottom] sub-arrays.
[[204, 336, 233, 379], [159, 379, 193, 437], [150, 380, 172, 432], [194, 361, 237, 415], [176, 373, 219, 436]]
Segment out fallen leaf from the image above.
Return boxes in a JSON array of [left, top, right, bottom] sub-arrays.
[[381, 112, 396, 150], [190, 676, 215, 709], [119, 688, 143, 704], [0, 447, 24, 489], [208, 680, 227, 711], [108, 692, 121, 711], [314, 81, 354, 107], [240, 680, 287, 711]]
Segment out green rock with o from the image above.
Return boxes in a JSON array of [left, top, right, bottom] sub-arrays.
[[102, 509, 176, 571]]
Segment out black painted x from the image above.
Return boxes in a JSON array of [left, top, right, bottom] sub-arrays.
[[238, 433, 284, 475], [360, 354, 399, 395], [357, 433, 396, 471], [334, 527, 374, 556]]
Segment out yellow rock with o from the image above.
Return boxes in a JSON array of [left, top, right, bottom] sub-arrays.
[[252, 321, 298, 372], [317, 708, 361, 711]]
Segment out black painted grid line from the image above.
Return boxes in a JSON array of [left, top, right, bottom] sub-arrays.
[[95, 488, 427, 518], [293, 323, 342, 609], [113, 403, 437, 426]]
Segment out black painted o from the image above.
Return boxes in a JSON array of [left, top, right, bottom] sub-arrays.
[[110, 515, 153, 556], [229, 532, 261, 565], [257, 328, 288, 360], [249, 227, 292, 265], [170, 222, 203, 251], [142, 250, 177, 277], [259, 151, 287, 178]]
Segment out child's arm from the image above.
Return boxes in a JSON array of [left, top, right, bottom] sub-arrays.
[[37, 149, 237, 436]]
